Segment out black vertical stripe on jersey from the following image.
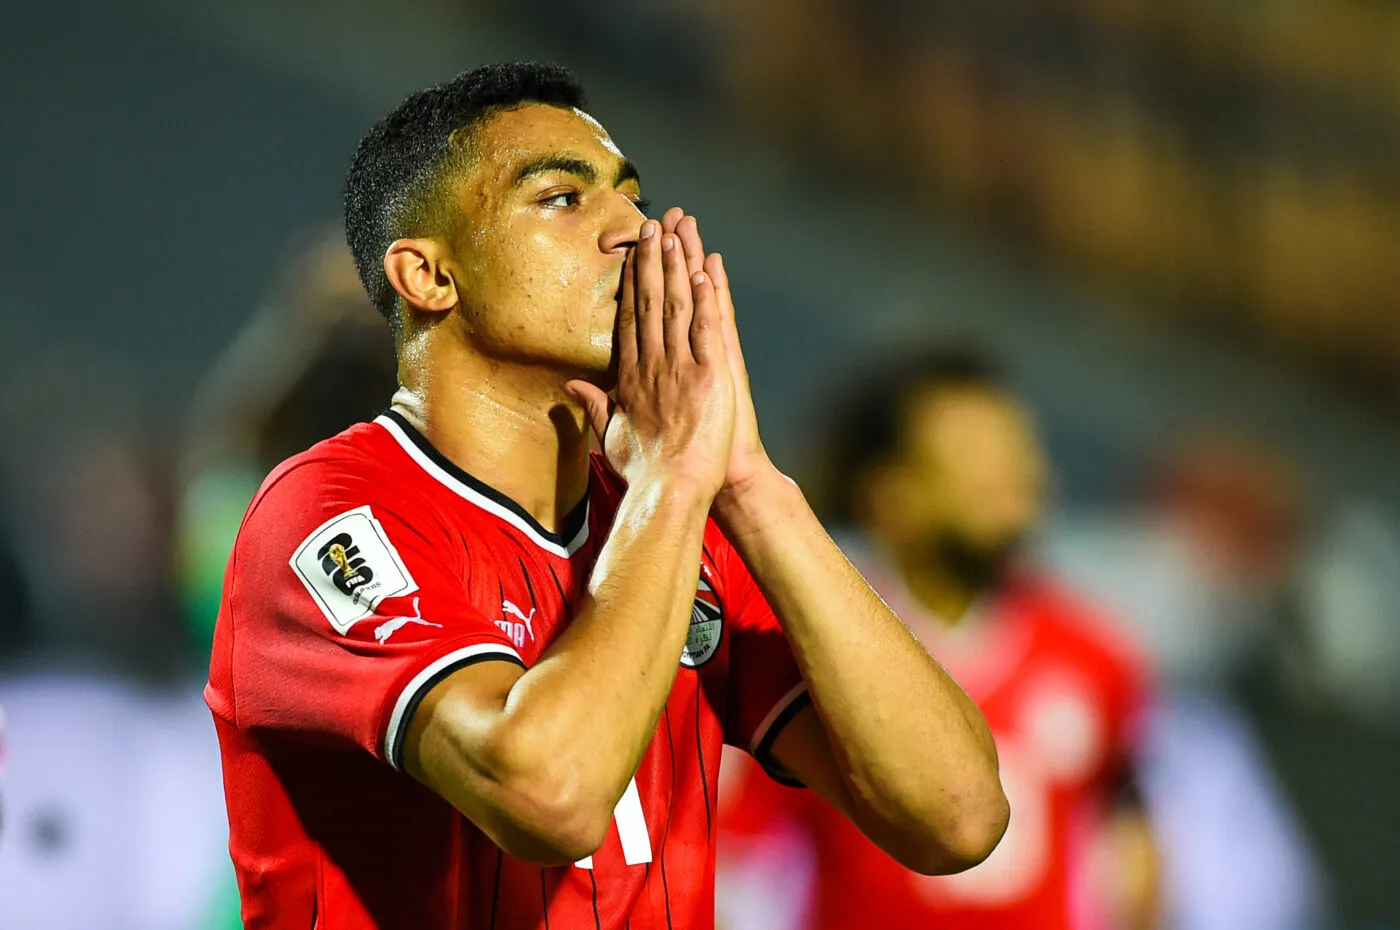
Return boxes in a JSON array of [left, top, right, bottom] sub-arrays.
[[517, 556, 539, 610], [489, 848, 503, 929], [547, 562, 571, 611], [540, 869, 550, 929], [694, 690, 711, 835], [660, 707, 676, 930], [700, 543, 715, 576], [588, 868, 602, 930]]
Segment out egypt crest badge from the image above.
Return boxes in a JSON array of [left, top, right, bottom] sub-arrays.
[[680, 574, 723, 668]]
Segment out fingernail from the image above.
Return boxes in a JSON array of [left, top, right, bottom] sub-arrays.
[[663, 235, 675, 252], [692, 272, 706, 286], [640, 222, 655, 240]]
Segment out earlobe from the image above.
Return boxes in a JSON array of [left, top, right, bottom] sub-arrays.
[[383, 238, 458, 314]]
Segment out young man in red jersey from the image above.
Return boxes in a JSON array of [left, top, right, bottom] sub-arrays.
[[206, 63, 1008, 929], [718, 350, 1158, 930]]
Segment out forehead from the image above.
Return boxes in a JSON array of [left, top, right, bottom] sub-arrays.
[[468, 103, 625, 180], [904, 387, 1031, 457]]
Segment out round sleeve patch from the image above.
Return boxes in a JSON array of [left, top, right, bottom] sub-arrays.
[[680, 574, 724, 668]]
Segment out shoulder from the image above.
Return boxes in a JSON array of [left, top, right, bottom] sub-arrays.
[[235, 421, 458, 568], [248, 422, 419, 520]]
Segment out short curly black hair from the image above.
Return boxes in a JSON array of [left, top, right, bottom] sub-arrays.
[[343, 62, 587, 335]]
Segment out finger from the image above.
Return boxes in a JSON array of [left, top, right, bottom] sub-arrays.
[[706, 252, 752, 385], [634, 220, 665, 366], [676, 214, 705, 276], [688, 270, 721, 365], [615, 248, 639, 373], [564, 380, 612, 444], [661, 232, 696, 361], [660, 206, 685, 237]]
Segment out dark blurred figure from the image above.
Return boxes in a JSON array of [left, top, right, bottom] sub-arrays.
[[717, 348, 1157, 930], [176, 227, 398, 648], [1043, 437, 1329, 930]]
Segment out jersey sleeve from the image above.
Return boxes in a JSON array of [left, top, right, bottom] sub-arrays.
[[712, 529, 810, 786], [209, 457, 523, 771]]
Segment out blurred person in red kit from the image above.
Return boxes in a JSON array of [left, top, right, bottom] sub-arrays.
[[718, 348, 1158, 930], [207, 63, 1009, 930]]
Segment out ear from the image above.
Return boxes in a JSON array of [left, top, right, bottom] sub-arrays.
[[383, 238, 459, 314]]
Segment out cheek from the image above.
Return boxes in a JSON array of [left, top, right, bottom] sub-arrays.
[[514, 228, 590, 302]]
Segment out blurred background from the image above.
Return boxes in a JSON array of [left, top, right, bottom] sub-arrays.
[[1, 0, 1398, 927]]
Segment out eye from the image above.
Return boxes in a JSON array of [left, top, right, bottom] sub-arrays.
[[632, 197, 652, 215], [540, 191, 579, 208]]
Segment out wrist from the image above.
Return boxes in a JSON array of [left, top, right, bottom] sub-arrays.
[[712, 465, 801, 539], [626, 469, 719, 518]]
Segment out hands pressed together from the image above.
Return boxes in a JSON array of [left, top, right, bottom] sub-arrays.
[[566, 209, 774, 503]]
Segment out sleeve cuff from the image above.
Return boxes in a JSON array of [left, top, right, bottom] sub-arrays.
[[382, 641, 525, 770], [747, 683, 812, 788]]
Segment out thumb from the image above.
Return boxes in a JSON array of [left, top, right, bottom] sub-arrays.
[[564, 380, 613, 443]]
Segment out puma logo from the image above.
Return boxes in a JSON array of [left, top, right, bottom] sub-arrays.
[[374, 597, 442, 644], [501, 599, 536, 642]]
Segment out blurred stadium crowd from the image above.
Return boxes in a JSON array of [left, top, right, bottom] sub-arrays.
[[1, 1, 1399, 929]]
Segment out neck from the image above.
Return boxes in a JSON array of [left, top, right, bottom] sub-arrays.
[[891, 548, 979, 627], [391, 337, 593, 535]]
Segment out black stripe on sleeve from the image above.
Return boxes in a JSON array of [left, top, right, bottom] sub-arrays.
[[389, 650, 526, 770], [753, 690, 813, 788], [540, 868, 550, 929]]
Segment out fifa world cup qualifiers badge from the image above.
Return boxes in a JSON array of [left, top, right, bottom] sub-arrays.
[[291, 505, 419, 634], [322, 536, 374, 595]]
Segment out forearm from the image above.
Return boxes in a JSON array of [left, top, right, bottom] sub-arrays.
[[501, 475, 711, 814], [715, 470, 1006, 869]]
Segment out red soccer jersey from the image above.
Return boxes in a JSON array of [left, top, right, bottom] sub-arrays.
[[719, 562, 1149, 930], [206, 411, 808, 930]]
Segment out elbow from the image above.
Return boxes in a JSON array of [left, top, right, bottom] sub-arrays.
[[895, 781, 1011, 876], [936, 786, 1011, 874], [483, 728, 615, 866], [498, 787, 611, 867]]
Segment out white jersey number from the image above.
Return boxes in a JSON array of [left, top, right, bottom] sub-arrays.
[[574, 776, 653, 869]]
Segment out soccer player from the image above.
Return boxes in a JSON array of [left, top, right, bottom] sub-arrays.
[[718, 350, 1158, 930], [206, 63, 1008, 929]]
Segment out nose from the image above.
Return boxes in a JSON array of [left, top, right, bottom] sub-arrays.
[[598, 195, 645, 254]]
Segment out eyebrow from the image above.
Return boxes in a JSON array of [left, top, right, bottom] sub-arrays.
[[512, 154, 641, 189]]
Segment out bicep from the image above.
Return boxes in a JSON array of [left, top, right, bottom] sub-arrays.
[[402, 658, 519, 811], [401, 659, 586, 864]]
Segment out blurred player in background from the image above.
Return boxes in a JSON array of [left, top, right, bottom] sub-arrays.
[[208, 63, 1009, 929], [177, 226, 398, 647], [718, 348, 1158, 930]]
